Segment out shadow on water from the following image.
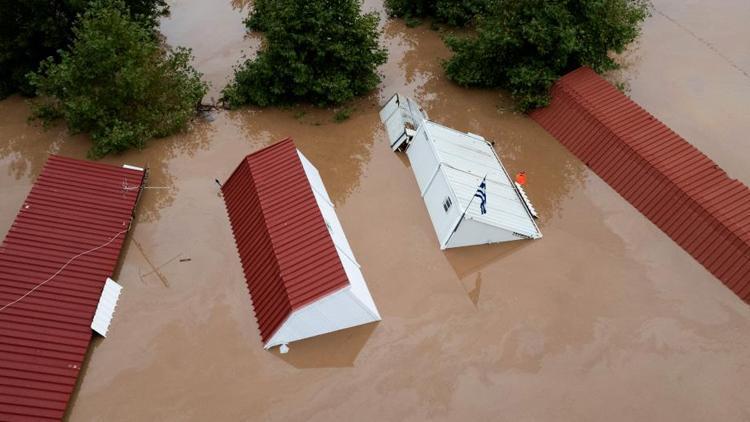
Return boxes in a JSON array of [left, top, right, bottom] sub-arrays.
[[271, 322, 379, 369], [443, 242, 529, 306]]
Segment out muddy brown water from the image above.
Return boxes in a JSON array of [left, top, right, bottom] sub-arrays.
[[1, 0, 750, 420]]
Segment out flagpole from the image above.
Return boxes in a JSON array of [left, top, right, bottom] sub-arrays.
[[450, 174, 487, 236]]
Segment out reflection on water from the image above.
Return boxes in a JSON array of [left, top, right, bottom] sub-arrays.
[[607, 0, 750, 184], [160, 0, 260, 100], [129, 117, 217, 222], [0, 97, 77, 181], [273, 323, 379, 369], [229, 0, 251, 11], [379, 21, 434, 104], [0, 96, 216, 224], [225, 105, 377, 205]]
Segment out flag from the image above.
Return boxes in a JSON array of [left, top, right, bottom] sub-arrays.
[[474, 177, 487, 214]]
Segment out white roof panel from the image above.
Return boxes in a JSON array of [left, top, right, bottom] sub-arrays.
[[91, 277, 123, 337]]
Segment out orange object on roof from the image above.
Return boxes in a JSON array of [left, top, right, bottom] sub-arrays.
[[515, 172, 527, 185]]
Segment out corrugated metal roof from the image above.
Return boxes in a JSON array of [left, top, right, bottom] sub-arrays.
[[0, 155, 144, 421], [423, 122, 541, 239], [221, 138, 350, 344], [531, 67, 750, 302]]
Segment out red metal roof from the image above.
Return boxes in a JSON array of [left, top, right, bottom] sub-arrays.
[[0, 155, 144, 421], [531, 67, 750, 301], [221, 138, 350, 344]]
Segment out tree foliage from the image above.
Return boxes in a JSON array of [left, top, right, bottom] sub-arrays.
[[384, 0, 489, 27], [222, 0, 387, 107], [0, 0, 167, 98], [28, 1, 206, 158], [444, 0, 649, 110]]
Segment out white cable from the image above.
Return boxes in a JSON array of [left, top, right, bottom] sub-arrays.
[[0, 225, 132, 313], [122, 180, 168, 191]]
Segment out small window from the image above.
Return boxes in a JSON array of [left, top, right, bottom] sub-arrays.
[[442, 197, 453, 213]]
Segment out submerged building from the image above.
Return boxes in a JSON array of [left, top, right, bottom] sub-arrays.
[[221, 138, 380, 351], [380, 94, 542, 249], [0, 156, 144, 421]]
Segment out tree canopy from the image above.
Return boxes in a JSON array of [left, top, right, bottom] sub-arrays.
[[384, 0, 489, 27], [444, 0, 650, 110], [0, 0, 168, 98], [222, 0, 387, 107], [28, 1, 206, 158]]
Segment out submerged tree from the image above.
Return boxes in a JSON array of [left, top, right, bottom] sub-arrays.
[[28, 1, 206, 158], [384, 0, 489, 27], [0, 0, 168, 99], [444, 0, 650, 110], [222, 0, 387, 107]]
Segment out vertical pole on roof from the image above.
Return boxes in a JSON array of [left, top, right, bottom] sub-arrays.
[[447, 174, 487, 246]]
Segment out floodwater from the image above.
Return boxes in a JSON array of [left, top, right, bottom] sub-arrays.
[[612, 0, 750, 185], [1, 0, 749, 420]]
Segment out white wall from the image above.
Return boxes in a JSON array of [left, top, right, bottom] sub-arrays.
[[406, 127, 439, 192], [421, 168, 462, 249], [446, 218, 521, 248], [266, 288, 380, 348]]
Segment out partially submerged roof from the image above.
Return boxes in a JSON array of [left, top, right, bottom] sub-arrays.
[[531, 67, 750, 301], [221, 139, 350, 344], [422, 122, 541, 239], [379, 93, 542, 248], [0, 155, 144, 421]]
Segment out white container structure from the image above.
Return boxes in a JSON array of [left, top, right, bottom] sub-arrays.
[[380, 94, 542, 249]]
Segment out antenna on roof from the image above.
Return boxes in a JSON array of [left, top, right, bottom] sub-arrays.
[[214, 178, 223, 189]]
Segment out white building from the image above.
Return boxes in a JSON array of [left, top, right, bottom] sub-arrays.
[[380, 94, 542, 249]]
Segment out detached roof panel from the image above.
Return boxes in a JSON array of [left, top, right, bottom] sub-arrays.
[[0, 155, 144, 421]]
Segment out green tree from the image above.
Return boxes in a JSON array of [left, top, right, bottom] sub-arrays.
[[444, 0, 649, 110], [28, 1, 206, 158], [384, 0, 489, 27], [222, 0, 387, 107], [0, 0, 168, 98]]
